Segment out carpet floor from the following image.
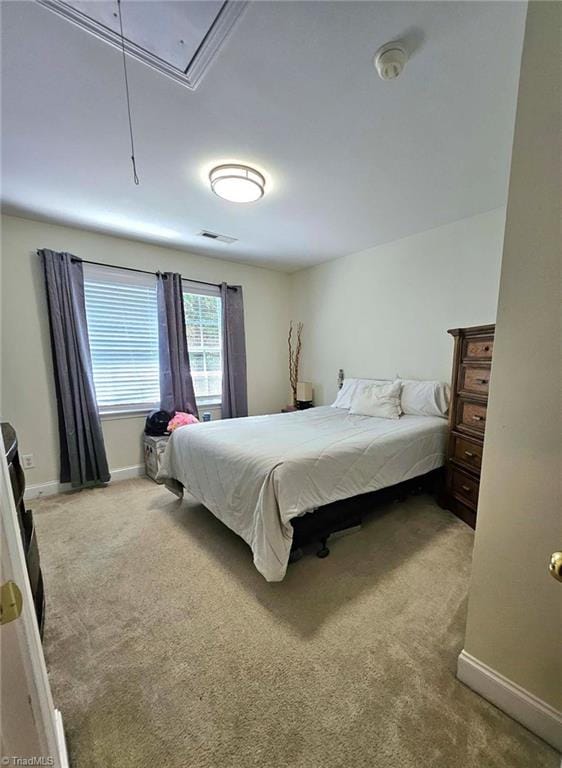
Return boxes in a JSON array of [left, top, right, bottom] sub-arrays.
[[33, 478, 558, 768]]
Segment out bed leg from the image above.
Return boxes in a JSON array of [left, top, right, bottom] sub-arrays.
[[289, 547, 303, 564], [316, 536, 330, 559]]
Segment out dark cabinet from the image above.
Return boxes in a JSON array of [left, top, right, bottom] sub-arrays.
[[2, 422, 45, 637], [441, 324, 495, 529]]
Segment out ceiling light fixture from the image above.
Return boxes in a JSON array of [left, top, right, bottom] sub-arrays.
[[209, 164, 265, 203]]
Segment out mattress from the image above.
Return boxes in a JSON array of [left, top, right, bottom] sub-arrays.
[[158, 406, 448, 582]]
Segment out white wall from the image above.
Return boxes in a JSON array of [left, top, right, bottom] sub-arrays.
[[461, 0, 561, 722], [290, 209, 506, 405], [0, 214, 291, 485]]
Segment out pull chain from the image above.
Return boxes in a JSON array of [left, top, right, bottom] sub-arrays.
[[117, 0, 140, 185]]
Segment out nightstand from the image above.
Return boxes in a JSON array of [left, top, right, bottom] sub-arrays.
[[144, 434, 170, 483]]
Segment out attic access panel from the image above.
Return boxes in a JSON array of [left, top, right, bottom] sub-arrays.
[[36, 0, 247, 89]]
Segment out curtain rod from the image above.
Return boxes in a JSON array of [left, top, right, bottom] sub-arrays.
[[72, 257, 223, 289]]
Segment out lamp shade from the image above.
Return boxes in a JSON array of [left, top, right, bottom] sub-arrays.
[[296, 381, 313, 402]]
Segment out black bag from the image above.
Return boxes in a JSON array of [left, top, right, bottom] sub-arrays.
[[145, 410, 172, 436]]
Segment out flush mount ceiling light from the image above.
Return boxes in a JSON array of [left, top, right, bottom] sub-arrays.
[[209, 164, 265, 203]]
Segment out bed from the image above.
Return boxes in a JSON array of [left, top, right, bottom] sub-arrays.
[[158, 404, 448, 582]]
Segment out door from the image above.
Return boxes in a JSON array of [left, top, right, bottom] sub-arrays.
[[0, 430, 68, 766]]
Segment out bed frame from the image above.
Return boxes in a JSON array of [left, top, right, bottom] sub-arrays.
[[289, 468, 443, 562]]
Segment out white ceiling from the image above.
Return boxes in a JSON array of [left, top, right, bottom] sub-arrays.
[[1, 1, 526, 271]]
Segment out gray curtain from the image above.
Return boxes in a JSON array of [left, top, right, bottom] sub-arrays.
[[157, 272, 198, 417], [40, 249, 110, 488], [221, 283, 248, 418]]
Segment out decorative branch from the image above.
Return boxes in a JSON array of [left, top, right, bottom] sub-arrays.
[[288, 321, 303, 406]]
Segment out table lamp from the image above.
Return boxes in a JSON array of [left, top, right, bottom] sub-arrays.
[[296, 382, 313, 410]]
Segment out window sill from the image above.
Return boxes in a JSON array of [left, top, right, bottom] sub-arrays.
[[99, 403, 222, 421], [100, 408, 153, 421]]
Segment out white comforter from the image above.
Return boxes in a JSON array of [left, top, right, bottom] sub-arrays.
[[158, 407, 447, 581]]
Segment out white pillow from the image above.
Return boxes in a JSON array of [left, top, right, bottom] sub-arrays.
[[332, 378, 359, 409], [349, 381, 402, 419], [399, 379, 450, 417], [332, 378, 390, 409]]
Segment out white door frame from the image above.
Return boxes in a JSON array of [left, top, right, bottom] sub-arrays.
[[0, 429, 68, 767]]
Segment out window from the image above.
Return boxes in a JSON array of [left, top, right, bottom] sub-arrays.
[[83, 266, 223, 413], [183, 282, 222, 405], [83, 264, 160, 413]]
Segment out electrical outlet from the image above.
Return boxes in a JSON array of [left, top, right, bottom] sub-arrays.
[[22, 454, 35, 470]]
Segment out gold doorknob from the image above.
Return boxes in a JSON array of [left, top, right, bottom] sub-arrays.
[[0, 581, 23, 625], [549, 552, 562, 582]]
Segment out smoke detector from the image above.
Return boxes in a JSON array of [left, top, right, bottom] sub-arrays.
[[374, 42, 408, 80]]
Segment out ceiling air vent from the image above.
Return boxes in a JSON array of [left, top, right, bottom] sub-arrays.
[[198, 230, 237, 244]]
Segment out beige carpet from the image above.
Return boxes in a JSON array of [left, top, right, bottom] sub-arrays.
[[33, 478, 558, 768]]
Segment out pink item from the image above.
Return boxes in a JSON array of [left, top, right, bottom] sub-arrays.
[[167, 412, 199, 432]]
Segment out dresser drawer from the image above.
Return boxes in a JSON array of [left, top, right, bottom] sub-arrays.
[[451, 433, 483, 472], [457, 399, 487, 434], [450, 468, 479, 510], [459, 365, 491, 396], [463, 336, 494, 361]]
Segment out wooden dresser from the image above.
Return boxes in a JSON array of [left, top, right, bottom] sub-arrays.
[[442, 324, 495, 528]]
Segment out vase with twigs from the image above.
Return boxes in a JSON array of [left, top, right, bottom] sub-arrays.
[[288, 321, 303, 408]]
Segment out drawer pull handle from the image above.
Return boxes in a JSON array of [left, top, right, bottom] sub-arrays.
[[475, 378, 489, 385], [461, 485, 471, 493], [484, 346, 490, 352], [464, 450, 475, 458], [472, 415, 484, 421]]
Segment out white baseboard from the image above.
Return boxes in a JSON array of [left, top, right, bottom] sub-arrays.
[[457, 650, 562, 752], [24, 464, 145, 500]]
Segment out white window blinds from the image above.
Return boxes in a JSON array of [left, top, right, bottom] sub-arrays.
[[83, 264, 160, 412], [183, 281, 222, 405]]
